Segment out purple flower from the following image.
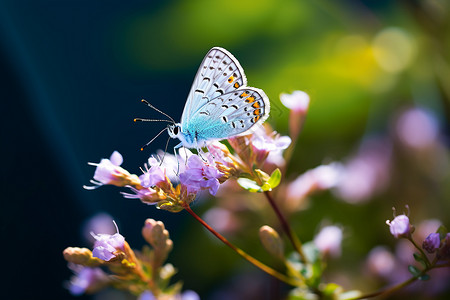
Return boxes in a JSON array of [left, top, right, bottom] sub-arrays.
[[68, 265, 107, 295], [437, 233, 450, 260], [386, 215, 411, 238], [140, 157, 167, 187], [138, 291, 156, 300], [91, 222, 125, 261], [423, 232, 441, 253], [179, 155, 223, 196], [313, 225, 343, 258], [84, 151, 135, 189]]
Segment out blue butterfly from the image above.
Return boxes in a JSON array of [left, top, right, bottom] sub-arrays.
[[137, 47, 270, 152]]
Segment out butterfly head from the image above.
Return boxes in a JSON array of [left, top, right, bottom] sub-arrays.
[[167, 123, 182, 139]]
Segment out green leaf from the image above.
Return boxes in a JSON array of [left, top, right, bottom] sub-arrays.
[[419, 274, 430, 281], [322, 283, 342, 298], [408, 265, 422, 277], [436, 225, 448, 239], [268, 168, 282, 189], [413, 253, 427, 268], [237, 178, 262, 192]]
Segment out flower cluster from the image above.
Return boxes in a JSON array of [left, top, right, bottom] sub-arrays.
[[63, 218, 196, 299], [63, 90, 450, 299]]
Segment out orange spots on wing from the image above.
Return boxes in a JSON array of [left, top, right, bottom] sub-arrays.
[[252, 102, 260, 108], [253, 109, 261, 115], [253, 115, 261, 123], [228, 76, 234, 83], [245, 96, 255, 103], [240, 92, 249, 98], [234, 82, 240, 88]]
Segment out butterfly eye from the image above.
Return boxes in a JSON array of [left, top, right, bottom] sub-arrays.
[[173, 126, 180, 135]]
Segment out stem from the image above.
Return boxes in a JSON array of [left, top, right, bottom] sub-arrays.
[[408, 236, 431, 266], [264, 191, 309, 264], [182, 203, 302, 287], [347, 276, 418, 300]]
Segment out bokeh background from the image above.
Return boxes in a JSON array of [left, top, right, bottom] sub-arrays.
[[2, 0, 450, 299]]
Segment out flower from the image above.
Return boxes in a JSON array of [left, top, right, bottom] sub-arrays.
[[251, 128, 292, 166], [287, 163, 343, 204], [280, 90, 310, 113], [91, 222, 125, 261], [334, 137, 392, 203], [121, 186, 167, 205], [437, 233, 450, 260], [84, 151, 140, 189], [139, 157, 167, 187], [138, 290, 156, 300], [229, 125, 291, 168], [179, 155, 223, 196], [67, 265, 108, 295], [366, 246, 396, 278], [386, 214, 411, 239], [313, 225, 343, 258], [395, 107, 438, 150], [82, 213, 116, 244], [423, 233, 441, 253], [280, 91, 310, 138]]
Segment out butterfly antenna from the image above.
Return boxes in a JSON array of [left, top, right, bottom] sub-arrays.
[[141, 99, 176, 124], [134, 118, 173, 123], [140, 127, 168, 152]]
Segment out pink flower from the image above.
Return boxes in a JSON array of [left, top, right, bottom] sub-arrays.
[[313, 225, 343, 258], [280, 90, 310, 113]]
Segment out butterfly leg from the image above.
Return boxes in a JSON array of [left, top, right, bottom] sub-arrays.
[[173, 142, 184, 175]]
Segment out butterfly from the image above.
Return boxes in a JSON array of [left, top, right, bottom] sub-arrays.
[[137, 47, 270, 153]]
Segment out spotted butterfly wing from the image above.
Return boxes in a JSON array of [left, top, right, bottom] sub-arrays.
[[180, 47, 270, 145], [184, 87, 270, 143], [181, 47, 247, 126]]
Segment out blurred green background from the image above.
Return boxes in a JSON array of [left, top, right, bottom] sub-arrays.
[[2, 0, 449, 299]]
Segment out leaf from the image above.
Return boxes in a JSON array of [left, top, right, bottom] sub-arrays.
[[408, 265, 422, 277], [436, 225, 448, 239], [237, 178, 262, 192], [413, 253, 427, 268], [268, 168, 282, 189]]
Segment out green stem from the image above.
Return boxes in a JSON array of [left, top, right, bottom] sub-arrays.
[[408, 236, 431, 266], [264, 191, 309, 264], [182, 203, 302, 287], [346, 276, 418, 300]]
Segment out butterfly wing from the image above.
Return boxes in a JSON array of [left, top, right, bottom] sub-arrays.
[[181, 47, 247, 127], [183, 87, 270, 143]]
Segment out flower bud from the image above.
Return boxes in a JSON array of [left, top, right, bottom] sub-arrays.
[[422, 232, 441, 253], [259, 225, 284, 260], [63, 247, 103, 267], [280, 91, 310, 139], [437, 233, 450, 260]]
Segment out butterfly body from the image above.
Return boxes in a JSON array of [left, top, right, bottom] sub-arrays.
[[167, 47, 270, 150]]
